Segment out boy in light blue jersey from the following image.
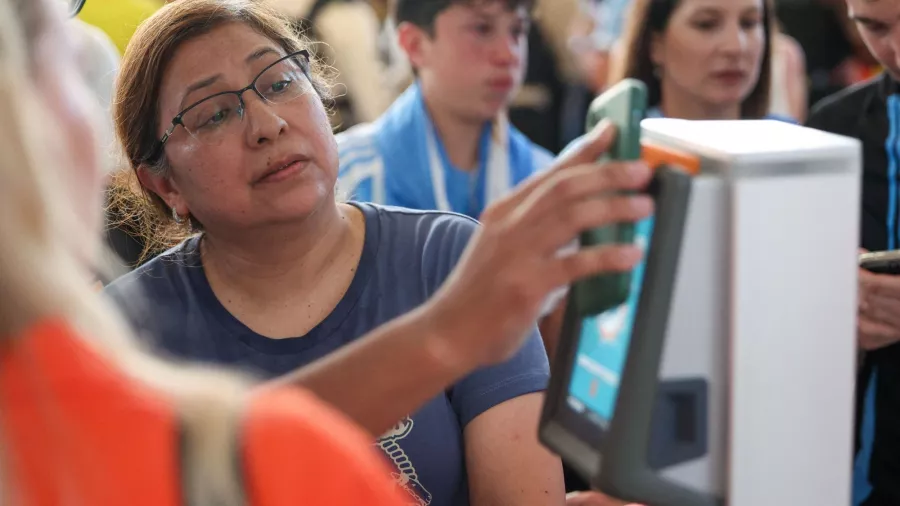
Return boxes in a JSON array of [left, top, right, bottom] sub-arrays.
[[336, 4, 593, 496], [336, 0, 553, 219]]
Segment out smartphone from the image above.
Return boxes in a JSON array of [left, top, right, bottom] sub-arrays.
[[860, 249, 900, 274], [574, 79, 648, 316]]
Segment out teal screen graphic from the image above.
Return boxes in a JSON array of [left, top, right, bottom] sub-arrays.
[[567, 217, 654, 426]]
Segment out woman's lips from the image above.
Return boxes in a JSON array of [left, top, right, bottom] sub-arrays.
[[255, 159, 308, 185]]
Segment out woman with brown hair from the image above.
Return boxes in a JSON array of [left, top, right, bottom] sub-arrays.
[[608, 0, 792, 122], [100, 0, 655, 505], [0, 0, 410, 504], [1, 0, 651, 503]]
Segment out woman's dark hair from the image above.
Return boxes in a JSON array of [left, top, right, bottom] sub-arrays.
[[394, 0, 535, 35], [610, 0, 775, 119]]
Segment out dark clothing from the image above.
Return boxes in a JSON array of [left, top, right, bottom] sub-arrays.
[[104, 203, 551, 506], [776, 0, 854, 106], [806, 72, 900, 506]]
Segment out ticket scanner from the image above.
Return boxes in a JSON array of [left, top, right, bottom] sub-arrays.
[[540, 119, 862, 506]]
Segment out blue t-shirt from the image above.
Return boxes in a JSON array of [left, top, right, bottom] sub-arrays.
[[440, 125, 494, 217], [104, 202, 550, 506]]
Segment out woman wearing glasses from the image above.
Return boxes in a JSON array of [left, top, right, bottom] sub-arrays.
[[102, 0, 649, 505]]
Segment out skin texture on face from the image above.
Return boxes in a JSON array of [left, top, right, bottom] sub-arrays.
[[402, 1, 530, 124], [145, 22, 338, 236], [847, 0, 900, 80], [651, 0, 765, 118]]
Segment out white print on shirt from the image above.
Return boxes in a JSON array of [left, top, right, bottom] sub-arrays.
[[377, 417, 433, 506]]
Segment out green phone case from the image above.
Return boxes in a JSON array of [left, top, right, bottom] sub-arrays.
[[574, 79, 648, 316]]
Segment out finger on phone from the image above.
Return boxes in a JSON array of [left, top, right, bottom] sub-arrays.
[[863, 292, 900, 328], [554, 120, 617, 169], [550, 244, 644, 287], [859, 317, 899, 350], [518, 161, 653, 225], [861, 269, 900, 300], [531, 194, 654, 253]]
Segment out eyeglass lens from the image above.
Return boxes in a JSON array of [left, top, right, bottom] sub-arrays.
[[180, 55, 309, 143]]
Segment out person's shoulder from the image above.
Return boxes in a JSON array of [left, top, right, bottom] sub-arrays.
[[811, 77, 881, 114], [103, 239, 199, 318], [358, 201, 480, 240], [508, 123, 556, 173], [530, 142, 555, 172], [242, 386, 405, 506], [335, 122, 384, 192], [807, 75, 885, 132], [336, 121, 381, 160], [105, 239, 196, 289], [763, 113, 799, 124], [354, 202, 479, 286], [336, 123, 386, 202]]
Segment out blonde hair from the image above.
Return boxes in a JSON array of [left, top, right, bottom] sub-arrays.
[[0, 0, 252, 504], [109, 0, 333, 264]]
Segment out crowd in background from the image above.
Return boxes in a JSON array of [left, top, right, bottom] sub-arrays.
[[75, 0, 876, 158], [74, 0, 880, 275]]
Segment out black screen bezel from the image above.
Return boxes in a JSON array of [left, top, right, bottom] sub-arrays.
[[539, 167, 692, 481]]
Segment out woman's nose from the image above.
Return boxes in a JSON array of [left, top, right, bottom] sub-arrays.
[[243, 93, 288, 145], [719, 23, 748, 54]]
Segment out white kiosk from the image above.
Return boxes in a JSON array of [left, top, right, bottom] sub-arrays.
[[541, 119, 862, 506]]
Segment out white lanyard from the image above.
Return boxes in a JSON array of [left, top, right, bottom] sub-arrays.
[[424, 116, 512, 213]]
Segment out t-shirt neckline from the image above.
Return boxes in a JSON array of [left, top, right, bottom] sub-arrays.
[[179, 202, 381, 355]]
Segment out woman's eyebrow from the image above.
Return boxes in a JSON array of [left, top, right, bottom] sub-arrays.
[[246, 46, 280, 63], [177, 47, 283, 110], [180, 74, 223, 110]]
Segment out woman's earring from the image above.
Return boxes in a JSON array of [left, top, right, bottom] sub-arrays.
[[172, 207, 184, 224]]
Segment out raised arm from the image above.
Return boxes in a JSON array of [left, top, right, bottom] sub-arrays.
[[274, 122, 654, 436], [465, 393, 566, 506]]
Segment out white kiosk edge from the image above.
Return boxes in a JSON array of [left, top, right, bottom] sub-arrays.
[[641, 118, 861, 506]]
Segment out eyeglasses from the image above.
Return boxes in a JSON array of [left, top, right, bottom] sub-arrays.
[[157, 50, 312, 151]]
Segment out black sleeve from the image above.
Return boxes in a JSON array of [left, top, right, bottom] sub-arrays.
[[804, 78, 880, 136], [805, 96, 843, 133]]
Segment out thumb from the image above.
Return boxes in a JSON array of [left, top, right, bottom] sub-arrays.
[[555, 120, 618, 169]]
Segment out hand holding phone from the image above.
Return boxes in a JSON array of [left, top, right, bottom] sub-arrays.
[[858, 250, 900, 350], [859, 249, 900, 274], [858, 274, 900, 350], [574, 79, 648, 316]]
